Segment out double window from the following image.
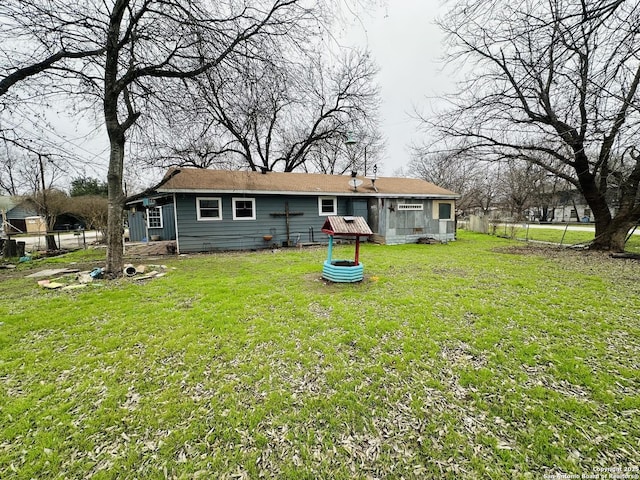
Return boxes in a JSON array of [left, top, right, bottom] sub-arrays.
[[195, 197, 257, 221], [197, 197, 222, 221]]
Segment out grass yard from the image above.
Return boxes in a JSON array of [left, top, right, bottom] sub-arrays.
[[1, 231, 639, 479], [493, 224, 640, 253]]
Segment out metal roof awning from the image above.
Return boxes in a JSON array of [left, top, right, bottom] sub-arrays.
[[321, 216, 373, 236]]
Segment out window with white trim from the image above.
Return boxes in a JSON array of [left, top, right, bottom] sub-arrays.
[[232, 197, 256, 220], [397, 203, 424, 211], [197, 197, 222, 221], [318, 196, 337, 216], [147, 206, 163, 228], [435, 202, 453, 220]]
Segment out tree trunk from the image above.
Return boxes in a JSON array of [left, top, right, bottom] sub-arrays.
[[592, 216, 636, 252], [105, 135, 126, 275], [46, 234, 58, 251]]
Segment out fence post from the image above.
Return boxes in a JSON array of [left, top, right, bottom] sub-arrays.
[[560, 224, 569, 246]]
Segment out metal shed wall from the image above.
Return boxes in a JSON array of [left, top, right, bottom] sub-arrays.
[[371, 198, 456, 244]]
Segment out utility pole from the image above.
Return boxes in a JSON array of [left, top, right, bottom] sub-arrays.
[[37, 153, 57, 250]]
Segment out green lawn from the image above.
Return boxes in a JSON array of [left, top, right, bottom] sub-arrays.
[[494, 224, 640, 253], [1, 232, 639, 479]]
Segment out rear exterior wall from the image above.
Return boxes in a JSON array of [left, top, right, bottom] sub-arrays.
[[174, 194, 353, 252]]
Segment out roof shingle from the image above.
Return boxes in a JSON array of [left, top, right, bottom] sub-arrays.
[[156, 168, 458, 198]]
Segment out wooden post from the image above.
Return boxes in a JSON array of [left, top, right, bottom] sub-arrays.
[[354, 236, 360, 266], [269, 201, 303, 246]]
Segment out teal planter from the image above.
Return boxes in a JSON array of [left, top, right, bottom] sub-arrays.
[[322, 259, 364, 283]]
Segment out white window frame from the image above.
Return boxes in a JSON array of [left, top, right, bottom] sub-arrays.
[[232, 197, 256, 220], [397, 203, 424, 211], [147, 206, 163, 228], [196, 197, 223, 221], [318, 196, 337, 216], [433, 201, 454, 220]]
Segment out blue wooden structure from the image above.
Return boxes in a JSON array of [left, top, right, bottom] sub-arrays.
[[321, 216, 373, 283]]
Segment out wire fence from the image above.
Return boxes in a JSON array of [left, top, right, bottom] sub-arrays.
[[459, 217, 639, 252]]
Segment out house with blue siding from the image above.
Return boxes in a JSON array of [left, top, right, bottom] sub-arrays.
[[125, 168, 458, 253], [1, 196, 39, 234]]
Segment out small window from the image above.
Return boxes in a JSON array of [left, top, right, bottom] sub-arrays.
[[147, 206, 163, 228], [232, 197, 256, 220], [436, 202, 453, 220], [197, 197, 222, 221], [318, 197, 337, 216], [397, 204, 424, 211]]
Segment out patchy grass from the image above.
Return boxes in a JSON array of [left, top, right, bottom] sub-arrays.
[[498, 225, 640, 253], [1, 232, 639, 479]]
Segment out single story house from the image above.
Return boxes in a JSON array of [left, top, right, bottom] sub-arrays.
[[125, 168, 459, 253], [1, 196, 38, 235]]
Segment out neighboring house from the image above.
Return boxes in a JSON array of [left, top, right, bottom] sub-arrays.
[[0, 196, 39, 234], [0, 196, 85, 235], [125, 168, 459, 253]]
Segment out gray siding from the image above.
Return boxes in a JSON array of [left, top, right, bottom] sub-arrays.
[[167, 193, 454, 252], [175, 194, 352, 252], [373, 198, 456, 244], [127, 203, 176, 242]]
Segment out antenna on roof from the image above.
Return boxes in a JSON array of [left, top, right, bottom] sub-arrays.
[[366, 164, 378, 192]]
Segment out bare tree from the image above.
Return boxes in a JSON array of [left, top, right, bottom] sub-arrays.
[[68, 195, 108, 239], [147, 45, 381, 174], [2, 0, 320, 274], [428, 0, 640, 251], [498, 161, 549, 221], [409, 151, 483, 212]]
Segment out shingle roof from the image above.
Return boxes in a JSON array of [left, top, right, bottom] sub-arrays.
[[321, 216, 373, 236], [156, 168, 458, 198]]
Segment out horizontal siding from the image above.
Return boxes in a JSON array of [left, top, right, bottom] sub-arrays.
[[127, 204, 176, 242], [175, 194, 355, 252], [377, 198, 456, 244]]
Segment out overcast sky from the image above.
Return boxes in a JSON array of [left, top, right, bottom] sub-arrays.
[[344, 0, 453, 175], [31, 1, 454, 189]]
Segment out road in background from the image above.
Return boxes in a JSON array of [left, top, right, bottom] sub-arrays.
[[8, 230, 103, 253], [478, 222, 640, 236]]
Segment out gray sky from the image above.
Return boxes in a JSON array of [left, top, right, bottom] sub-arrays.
[[344, 0, 452, 175], [23, 1, 453, 190]]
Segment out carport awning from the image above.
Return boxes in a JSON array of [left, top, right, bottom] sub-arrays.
[[321, 216, 373, 236]]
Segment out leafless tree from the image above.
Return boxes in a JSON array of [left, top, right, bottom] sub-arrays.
[[146, 45, 381, 174], [409, 151, 484, 212], [68, 195, 108, 239], [428, 0, 640, 251], [496, 161, 549, 221], [305, 120, 385, 175], [2, 0, 322, 274]]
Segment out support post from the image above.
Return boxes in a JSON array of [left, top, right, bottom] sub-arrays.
[[327, 235, 334, 263], [354, 236, 361, 266]]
